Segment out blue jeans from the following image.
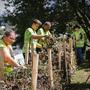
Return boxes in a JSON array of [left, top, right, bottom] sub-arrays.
[[76, 47, 83, 65]]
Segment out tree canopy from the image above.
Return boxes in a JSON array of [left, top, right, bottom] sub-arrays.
[[4, 0, 90, 40]]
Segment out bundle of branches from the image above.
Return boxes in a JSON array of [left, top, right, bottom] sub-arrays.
[[38, 35, 76, 89], [0, 35, 77, 90], [44, 35, 56, 48], [0, 67, 32, 90]]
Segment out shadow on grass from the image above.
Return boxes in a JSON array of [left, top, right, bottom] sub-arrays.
[[63, 51, 90, 90], [62, 83, 90, 90]]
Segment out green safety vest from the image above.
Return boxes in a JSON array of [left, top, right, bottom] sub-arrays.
[[37, 28, 51, 46], [0, 39, 13, 74], [72, 28, 86, 47], [23, 28, 37, 53], [80, 28, 90, 46]]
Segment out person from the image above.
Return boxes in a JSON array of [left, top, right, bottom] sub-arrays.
[[0, 29, 21, 79], [22, 19, 45, 64], [37, 21, 52, 48], [72, 25, 87, 65]]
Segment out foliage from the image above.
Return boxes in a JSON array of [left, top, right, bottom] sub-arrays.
[[4, 0, 90, 42], [0, 35, 76, 89], [4, 0, 74, 32]]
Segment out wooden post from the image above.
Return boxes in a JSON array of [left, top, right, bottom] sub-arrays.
[[69, 38, 73, 70], [58, 44, 62, 70], [48, 49, 53, 89], [58, 51, 61, 70], [0, 49, 5, 80], [25, 43, 29, 65], [32, 53, 39, 90], [69, 38, 76, 72], [64, 41, 69, 83]]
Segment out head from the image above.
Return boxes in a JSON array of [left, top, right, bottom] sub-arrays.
[[3, 29, 16, 45], [73, 25, 80, 31], [32, 19, 42, 31], [43, 21, 51, 31]]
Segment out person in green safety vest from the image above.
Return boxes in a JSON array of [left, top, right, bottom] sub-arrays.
[[0, 29, 22, 77], [22, 19, 45, 64], [37, 21, 52, 48], [72, 25, 87, 65]]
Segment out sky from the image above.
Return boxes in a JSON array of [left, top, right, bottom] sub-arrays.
[[0, 0, 90, 16], [0, 0, 5, 16], [0, 0, 14, 16]]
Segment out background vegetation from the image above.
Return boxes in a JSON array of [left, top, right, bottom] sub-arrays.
[[1, 0, 90, 46]]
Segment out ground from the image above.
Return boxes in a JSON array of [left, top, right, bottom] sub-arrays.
[[67, 48, 90, 90]]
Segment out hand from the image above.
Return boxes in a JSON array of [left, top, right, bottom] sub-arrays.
[[14, 65, 27, 70], [43, 35, 49, 38], [19, 65, 27, 69], [22, 65, 27, 69]]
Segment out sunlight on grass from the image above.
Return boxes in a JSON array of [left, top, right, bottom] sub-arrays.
[[71, 68, 90, 84]]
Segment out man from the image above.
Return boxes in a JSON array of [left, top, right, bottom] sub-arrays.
[[23, 19, 45, 64], [72, 25, 86, 65], [0, 29, 20, 80], [37, 21, 52, 47]]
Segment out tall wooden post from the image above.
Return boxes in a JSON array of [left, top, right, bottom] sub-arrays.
[[69, 38, 73, 68], [58, 44, 62, 70], [48, 49, 53, 89], [64, 41, 69, 83], [69, 38, 76, 72], [58, 51, 61, 70], [32, 53, 39, 90], [25, 43, 29, 65]]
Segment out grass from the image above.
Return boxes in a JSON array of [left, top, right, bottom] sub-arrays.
[[63, 57, 90, 90], [71, 69, 90, 83], [71, 60, 90, 84]]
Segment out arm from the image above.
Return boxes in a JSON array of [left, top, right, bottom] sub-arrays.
[[32, 35, 44, 39], [0, 48, 20, 67], [33, 28, 45, 39], [26, 28, 44, 40]]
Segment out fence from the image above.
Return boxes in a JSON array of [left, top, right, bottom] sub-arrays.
[[0, 37, 77, 90]]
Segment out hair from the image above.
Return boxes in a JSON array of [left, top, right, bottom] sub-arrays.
[[3, 29, 15, 37], [43, 21, 51, 27], [73, 25, 80, 29], [32, 19, 42, 25]]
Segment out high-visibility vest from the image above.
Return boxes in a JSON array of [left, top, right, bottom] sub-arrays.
[[72, 28, 85, 47], [23, 28, 37, 53], [0, 39, 13, 74], [37, 28, 51, 46]]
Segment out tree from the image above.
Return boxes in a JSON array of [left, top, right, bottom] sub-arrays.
[[67, 0, 90, 39], [4, 0, 90, 39], [4, 0, 58, 46]]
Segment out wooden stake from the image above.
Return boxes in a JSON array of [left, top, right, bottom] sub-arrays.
[[32, 53, 39, 90], [25, 43, 29, 65], [64, 41, 69, 83], [48, 49, 53, 89], [69, 38, 73, 69], [58, 44, 62, 70], [69, 38, 76, 72]]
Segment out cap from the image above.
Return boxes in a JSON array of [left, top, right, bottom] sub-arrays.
[[44, 21, 51, 27]]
